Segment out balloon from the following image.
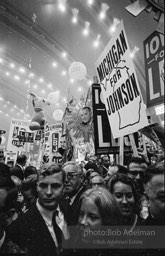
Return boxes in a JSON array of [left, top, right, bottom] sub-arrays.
[[53, 109, 64, 121], [68, 62, 87, 81], [47, 91, 60, 104], [0, 136, 6, 145]]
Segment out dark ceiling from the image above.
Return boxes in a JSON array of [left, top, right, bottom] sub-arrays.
[[0, 0, 158, 138]]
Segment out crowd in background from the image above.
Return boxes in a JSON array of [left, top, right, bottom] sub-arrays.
[[0, 150, 165, 255]]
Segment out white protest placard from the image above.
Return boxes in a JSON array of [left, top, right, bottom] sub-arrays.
[[7, 118, 33, 152], [95, 20, 148, 139]]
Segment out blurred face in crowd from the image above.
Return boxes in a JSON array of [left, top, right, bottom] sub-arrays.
[[79, 197, 102, 243], [37, 172, 63, 211], [91, 176, 104, 188], [145, 174, 165, 222], [60, 136, 66, 149], [102, 156, 110, 168], [112, 181, 135, 218], [105, 166, 118, 182], [63, 164, 83, 197], [128, 162, 147, 181], [81, 108, 91, 124]]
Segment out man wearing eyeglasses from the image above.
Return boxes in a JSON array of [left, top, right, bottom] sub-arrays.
[[62, 161, 86, 225], [127, 157, 148, 195]]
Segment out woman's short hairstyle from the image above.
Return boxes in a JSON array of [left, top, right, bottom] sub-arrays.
[[79, 187, 121, 225]]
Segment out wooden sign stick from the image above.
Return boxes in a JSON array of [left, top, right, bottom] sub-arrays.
[[119, 136, 124, 165], [129, 134, 139, 157]]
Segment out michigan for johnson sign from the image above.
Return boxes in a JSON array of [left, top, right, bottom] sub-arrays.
[[95, 20, 148, 139]]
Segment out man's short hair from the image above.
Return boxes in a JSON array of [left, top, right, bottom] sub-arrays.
[[17, 154, 27, 165], [128, 157, 148, 168], [38, 163, 65, 183], [144, 160, 164, 184]]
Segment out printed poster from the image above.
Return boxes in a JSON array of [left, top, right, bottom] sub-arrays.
[[95, 20, 148, 139], [7, 118, 33, 152]]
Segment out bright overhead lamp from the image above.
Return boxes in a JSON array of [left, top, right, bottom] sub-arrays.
[[10, 63, 15, 68], [93, 34, 101, 48], [82, 21, 90, 36], [58, 0, 67, 13], [72, 8, 79, 24], [99, 3, 109, 20]]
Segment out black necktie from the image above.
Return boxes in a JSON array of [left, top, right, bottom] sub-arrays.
[[52, 210, 62, 247]]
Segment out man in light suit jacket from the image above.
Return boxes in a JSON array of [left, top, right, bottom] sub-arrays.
[[7, 163, 70, 256]]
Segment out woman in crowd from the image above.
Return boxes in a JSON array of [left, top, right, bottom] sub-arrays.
[[107, 173, 142, 230], [72, 187, 121, 256]]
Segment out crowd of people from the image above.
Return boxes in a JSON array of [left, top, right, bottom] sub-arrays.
[[0, 151, 164, 255]]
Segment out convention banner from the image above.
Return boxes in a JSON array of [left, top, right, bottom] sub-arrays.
[[7, 118, 33, 152], [92, 84, 132, 154], [95, 20, 148, 139], [143, 31, 164, 107]]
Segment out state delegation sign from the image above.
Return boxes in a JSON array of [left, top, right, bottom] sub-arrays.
[[95, 20, 148, 139]]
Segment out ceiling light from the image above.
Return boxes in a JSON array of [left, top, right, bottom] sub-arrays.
[[10, 108, 14, 112], [87, 0, 94, 6], [63, 97, 67, 102], [10, 63, 15, 68], [39, 78, 44, 83], [19, 67, 26, 74], [72, 8, 79, 24], [0, 58, 4, 63], [61, 70, 66, 76], [29, 73, 34, 78], [61, 51, 67, 59], [52, 61, 58, 68], [109, 18, 120, 34], [99, 3, 109, 20], [78, 87, 82, 92], [33, 84, 38, 89], [58, 0, 67, 13], [48, 83, 52, 88], [6, 114, 9, 117], [130, 46, 140, 58], [14, 105, 17, 108], [88, 80, 93, 86], [41, 89, 46, 94], [5, 72, 10, 76], [93, 34, 101, 48], [14, 75, 20, 80], [20, 109, 24, 113], [69, 78, 75, 84], [0, 97, 3, 101], [4, 105, 7, 108], [82, 21, 90, 36]]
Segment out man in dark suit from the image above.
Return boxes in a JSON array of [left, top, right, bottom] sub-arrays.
[[10, 154, 27, 180], [143, 160, 165, 225], [62, 161, 86, 225], [7, 163, 70, 256]]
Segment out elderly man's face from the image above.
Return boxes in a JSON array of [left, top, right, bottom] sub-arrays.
[[63, 164, 83, 197], [145, 174, 165, 222]]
